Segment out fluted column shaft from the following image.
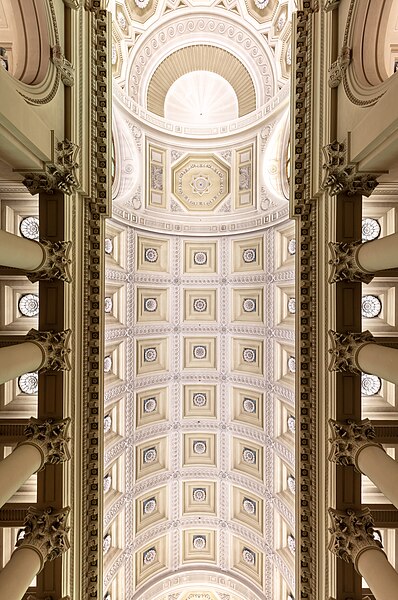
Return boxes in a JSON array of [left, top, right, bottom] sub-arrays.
[[357, 232, 398, 273], [0, 342, 43, 385], [357, 548, 398, 600], [0, 230, 44, 271], [0, 546, 41, 600], [357, 342, 398, 386], [0, 444, 42, 508]]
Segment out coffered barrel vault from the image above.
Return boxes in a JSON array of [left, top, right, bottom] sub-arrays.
[[106, 0, 294, 598]]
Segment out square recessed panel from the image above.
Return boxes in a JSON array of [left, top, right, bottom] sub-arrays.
[[136, 387, 168, 428], [183, 530, 216, 563], [232, 236, 263, 272], [0, 279, 39, 333], [232, 487, 264, 534], [136, 338, 168, 375], [232, 338, 264, 375], [232, 288, 264, 323], [232, 537, 263, 587], [183, 384, 217, 419], [135, 437, 168, 481], [232, 437, 264, 482], [232, 387, 264, 429], [184, 289, 217, 322], [183, 481, 216, 515], [184, 241, 217, 274], [136, 287, 168, 323], [183, 337, 217, 370], [135, 535, 167, 588], [183, 433, 216, 467], [135, 487, 168, 534], [137, 235, 169, 273]]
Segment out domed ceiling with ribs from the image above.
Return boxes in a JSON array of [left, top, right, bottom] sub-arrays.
[[104, 1, 295, 599]]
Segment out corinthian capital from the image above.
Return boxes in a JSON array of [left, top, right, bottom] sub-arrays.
[[26, 329, 72, 372], [27, 239, 72, 283], [329, 240, 375, 283], [322, 141, 379, 196], [18, 417, 71, 470], [328, 418, 382, 471], [328, 507, 383, 571], [22, 139, 79, 195], [328, 330, 374, 374], [16, 506, 70, 571]]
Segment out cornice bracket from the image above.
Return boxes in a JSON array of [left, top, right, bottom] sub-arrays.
[[328, 46, 351, 88]]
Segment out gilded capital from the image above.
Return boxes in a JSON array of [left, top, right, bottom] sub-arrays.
[[322, 141, 379, 196], [328, 418, 382, 471], [15, 506, 70, 571], [328, 240, 375, 283], [328, 330, 374, 374], [27, 239, 72, 283], [26, 329, 72, 372], [19, 417, 71, 470], [328, 507, 383, 571]]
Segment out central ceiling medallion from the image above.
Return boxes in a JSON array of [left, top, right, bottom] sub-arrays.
[[172, 154, 230, 212]]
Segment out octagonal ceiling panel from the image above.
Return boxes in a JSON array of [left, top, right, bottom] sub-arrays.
[[172, 154, 230, 212]]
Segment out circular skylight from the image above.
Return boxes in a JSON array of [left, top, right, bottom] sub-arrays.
[[18, 372, 38, 394], [362, 218, 381, 242], [164, 71, 239, 125], [20, 216, 39, 240], [361, 373, 382, 396], [18, 294, 39, 317], [361, 295, 382, 318]]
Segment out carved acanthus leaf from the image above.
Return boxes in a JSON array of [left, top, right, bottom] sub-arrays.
[[22, 139, 79, 195], [328, 507, 383, 571], [19, 417, 71, 469], [26, 329, 72, 372], [328, 46, 351, 88], [328, 240, 375, 283], [27, 239, 72, 283], [328, 418, 382, 471], [322, 141, 379, 196], [328, 330, 374, 374], [16, 506, 70, 571], [324, 0, 340, 10], [51, 45, 74, 86]]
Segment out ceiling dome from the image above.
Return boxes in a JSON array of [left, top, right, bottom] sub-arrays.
[[164, 71, 239, 125]]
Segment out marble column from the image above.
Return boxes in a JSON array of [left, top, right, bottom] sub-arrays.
[[329, 507, 398, 600], [0, 418, 70, 508], [0, 230, 71, 282], [328, 330, 398, 386], [0, 507, 70, 600], [0, 328, 71, 385]]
